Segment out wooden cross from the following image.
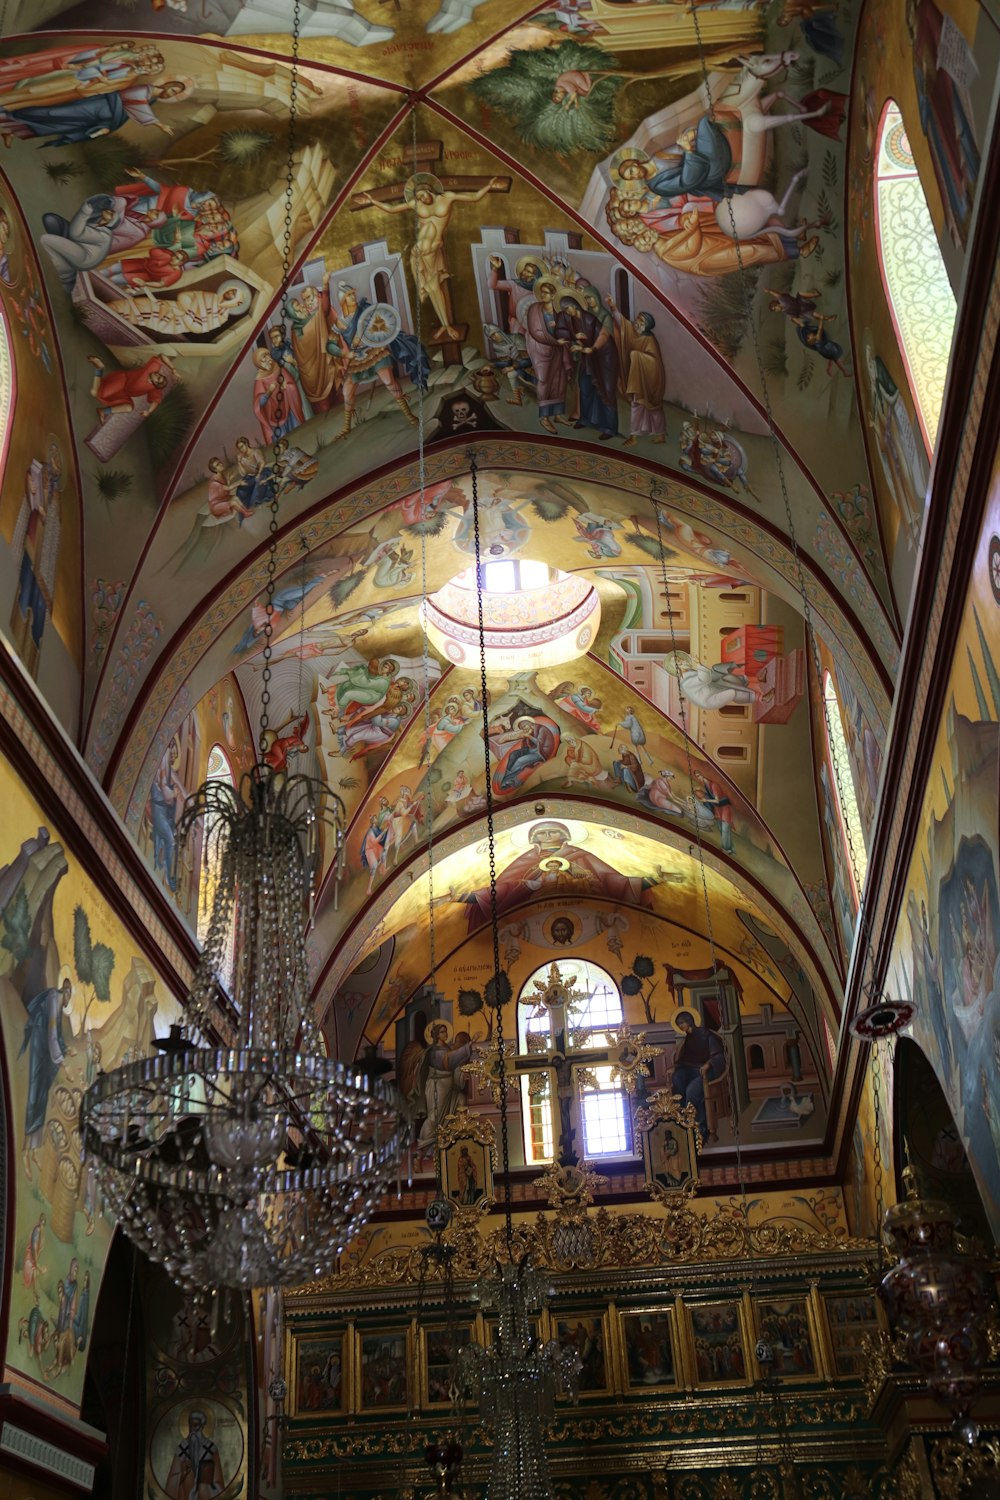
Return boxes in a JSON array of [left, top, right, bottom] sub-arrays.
[[350, 144, 511, 365], [466, 965, 660, 1168]]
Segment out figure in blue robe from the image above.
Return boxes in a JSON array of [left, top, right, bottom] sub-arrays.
[[0, 86, 159, 148], [648, 118, 750, 203], [18, 979, 71, 1163], [73, 1272, 91, 1351]]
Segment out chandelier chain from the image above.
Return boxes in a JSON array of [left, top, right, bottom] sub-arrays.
[[470, 452, 514, 1252], [687, 4, 870, 962], [259, 0, 301, 754], [654, 485, 767, 1462], [871, 1036, 886, 1267]]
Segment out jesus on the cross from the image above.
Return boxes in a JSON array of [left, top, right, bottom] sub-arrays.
[[356, 171, 506, 341]]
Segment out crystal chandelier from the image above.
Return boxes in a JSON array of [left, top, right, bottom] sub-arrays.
[[79, 1, 401, 1290], [461, 1261, 581, 1500], [81, 763, 403, 1290]]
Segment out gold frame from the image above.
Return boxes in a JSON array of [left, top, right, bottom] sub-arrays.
[[417, 1317, 481, 1408], [289, 1328, 351, 1419], [615, 1302, 681, 1394], [481, 1311, 543, 1350], [354, 1323, 414, 1413], [681, 1295, 753, 1390], [749, 1287, 827, 1383], [436, 1107, 497, 1218], [546, 1307, 616, 1399], [818, 1287, 885, 1379], [634, 1089, 701, 1204]]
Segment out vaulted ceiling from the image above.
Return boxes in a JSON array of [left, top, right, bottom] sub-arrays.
[[0, 0, 969, 1174]]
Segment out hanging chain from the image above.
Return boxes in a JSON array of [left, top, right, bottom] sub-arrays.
[[871, 1036, 886, 1269], [470, 453, 514, 1254], [258, 0, 301, 754], [411, 103, 440, 998], [654, 482, 770, 1466], [687, 6, 870, 965]]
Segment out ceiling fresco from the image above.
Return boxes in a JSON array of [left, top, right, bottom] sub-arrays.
[[0, 0, 994, 1173]]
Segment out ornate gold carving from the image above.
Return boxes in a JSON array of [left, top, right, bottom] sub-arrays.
[[529, 962, 584, 1020], [435, 1105, 498, 1221], [294, 1202, 872, 1296], [929, 1435, 1000, 1499], [533, 1160, 609, 1213], [463, 1039, 517, 1104], [892, 1443, 924, 1500], [634, 1089, 702, 1205], [606, 1025, 662, 1095], [859, 1326, 893, 1408]]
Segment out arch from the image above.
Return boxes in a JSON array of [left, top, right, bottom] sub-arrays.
[[874, 100, 957, 454], [746, 1042, 765, 1073], [516, 958, 632, 1165], [892, 1037, 991, 1245]]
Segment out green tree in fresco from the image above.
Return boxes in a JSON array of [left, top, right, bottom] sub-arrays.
[[73, 905, 116, 1029], [1, 886, 31, 964]]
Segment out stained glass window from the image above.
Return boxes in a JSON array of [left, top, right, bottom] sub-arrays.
[[197, 743, 237, 990], [875, 102, 957, 452], [0, 302, 15, 481], [823, 673, 868, 896]]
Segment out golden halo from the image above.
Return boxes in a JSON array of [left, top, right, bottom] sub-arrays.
[[423, 1017, 453, 1046], [671, 1008, 699, 1032], [515, 253, 546, 282], [532, 275, 561, 301], [404, 172, 443, 204], [609, 144, 652, 182]]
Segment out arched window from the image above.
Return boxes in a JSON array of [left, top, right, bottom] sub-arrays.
[[0, 300, 14, 483], [875, 101, 957, 452], [517, 958, 634, 1165], [822, 673, 868, 896], [196, 743, 237, 990], [747, 1043, 765, 1073]]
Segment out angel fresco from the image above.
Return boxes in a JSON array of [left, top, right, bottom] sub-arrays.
[[397, 1021, 474, 1161]]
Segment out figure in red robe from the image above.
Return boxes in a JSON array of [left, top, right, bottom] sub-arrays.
[[88, 353, 171, 422]]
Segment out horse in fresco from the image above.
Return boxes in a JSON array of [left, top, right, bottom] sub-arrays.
[[709, 51, 840, 241]]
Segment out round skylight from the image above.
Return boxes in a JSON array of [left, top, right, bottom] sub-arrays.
[[422, 559, 600, 672]]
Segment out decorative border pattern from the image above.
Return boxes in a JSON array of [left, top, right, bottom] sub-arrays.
[[0, 1423, 95, 1488]]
